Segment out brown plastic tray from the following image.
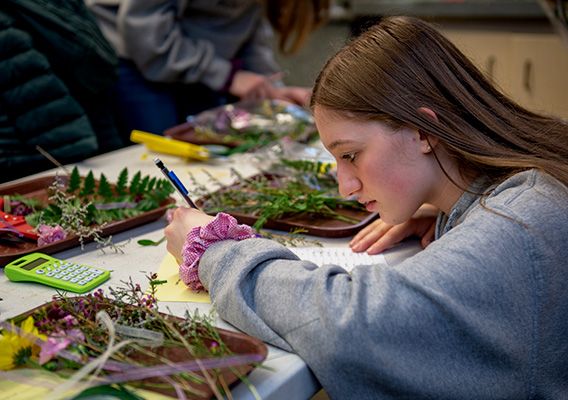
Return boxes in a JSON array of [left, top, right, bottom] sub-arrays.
[[217, 207, 378, 238], [11, 297, 268, 399], [0, 175, 175, 266], [197, 175, 379, 238]]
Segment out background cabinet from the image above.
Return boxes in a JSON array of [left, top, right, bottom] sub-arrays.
[[438, 27, 568, 119], [509, 33, 568, 118]]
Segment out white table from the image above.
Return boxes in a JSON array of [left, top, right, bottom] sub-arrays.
[[0, 145, 422, 399]]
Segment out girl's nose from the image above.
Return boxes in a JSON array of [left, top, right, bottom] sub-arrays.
[[337, 166, 360, 198]]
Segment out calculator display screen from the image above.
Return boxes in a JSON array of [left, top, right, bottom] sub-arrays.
[[21, 257, 49, 271]]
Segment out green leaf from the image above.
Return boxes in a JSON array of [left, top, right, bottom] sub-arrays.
[[67, 166, 82, 193], [97, 174, 114, 198], [86, 203, 97, 214], [115, 168, 128, 196], [136, 197, 158, 212], [139, 175, 150, 194], [79, 171, 96, 197], [150, 179, 175, 201], [46, 203, 62, 216], [137, 236, 165, 246], [25, 212, 40, 227], [147, 176, 156, 192], [93, 212, 106, 226], [129, 171, 142, 195], [72, 384, 144, 400]]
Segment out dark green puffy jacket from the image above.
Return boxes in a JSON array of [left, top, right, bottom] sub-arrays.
[[0, 0, 122, 184]]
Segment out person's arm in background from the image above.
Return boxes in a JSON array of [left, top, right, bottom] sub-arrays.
[[116, 0, 231, 90], [234, 0, 334, 106], [114, 0, 283, 102], [234, 14, 311, 105]]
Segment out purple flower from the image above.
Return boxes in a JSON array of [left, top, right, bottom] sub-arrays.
[[61, 315, 78, 327], [10, 201, 33, 216], [37, 224, 67, 246], [39, 328, 84, 365]]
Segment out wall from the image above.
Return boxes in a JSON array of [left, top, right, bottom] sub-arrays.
[[272, 21, 351, 88]]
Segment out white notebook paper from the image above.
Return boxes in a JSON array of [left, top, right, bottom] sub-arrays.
[[290, 247, 387, 272]]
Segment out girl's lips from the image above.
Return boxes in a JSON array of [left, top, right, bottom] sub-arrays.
[[365, 200, 376, 212]]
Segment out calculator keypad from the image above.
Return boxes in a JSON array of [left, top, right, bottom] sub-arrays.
[[36, 260, 106, 286]]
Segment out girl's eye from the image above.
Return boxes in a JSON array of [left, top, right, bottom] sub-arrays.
[[341, 153, 356, 163]]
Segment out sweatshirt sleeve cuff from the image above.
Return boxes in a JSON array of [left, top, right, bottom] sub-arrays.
[[179, 212, 256, 290]]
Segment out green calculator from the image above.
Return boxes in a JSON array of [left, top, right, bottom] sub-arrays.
[[5, 252, 111, 293]]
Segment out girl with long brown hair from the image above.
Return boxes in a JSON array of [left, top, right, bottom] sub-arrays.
[[166, 16, 568, 399]]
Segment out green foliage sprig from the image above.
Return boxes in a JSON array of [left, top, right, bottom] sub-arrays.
[[190, 159, 367, 233], [24, 167, 174, 251]]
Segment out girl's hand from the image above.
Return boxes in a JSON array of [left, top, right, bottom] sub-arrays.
[[164, 207, 215, 264], [350, 204, 439, 254]]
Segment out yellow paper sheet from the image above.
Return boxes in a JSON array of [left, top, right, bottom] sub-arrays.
[[149, 253, 210, 303], [0, 368, 170, 400]]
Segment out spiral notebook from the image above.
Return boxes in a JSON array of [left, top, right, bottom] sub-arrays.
[[290, 247, 387, 272]]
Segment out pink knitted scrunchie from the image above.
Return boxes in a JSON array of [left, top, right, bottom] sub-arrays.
[[179, 212, 256, 291]]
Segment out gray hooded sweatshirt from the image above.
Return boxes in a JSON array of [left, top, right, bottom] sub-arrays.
[[200, 170, 568, 399]]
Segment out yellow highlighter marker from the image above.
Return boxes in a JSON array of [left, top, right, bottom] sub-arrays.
[[130, 130, 210, 161]]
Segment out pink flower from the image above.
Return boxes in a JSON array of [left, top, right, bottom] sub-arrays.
[[37, 224, 67, 246], [61, 315, 78, 327], [39, 328, 84, 365]]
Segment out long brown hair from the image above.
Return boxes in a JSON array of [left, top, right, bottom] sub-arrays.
[[310, 16, 568, 189], [265, 0, 330, 55]]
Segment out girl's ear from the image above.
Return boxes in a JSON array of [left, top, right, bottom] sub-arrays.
[[417, 107, 439, 153], [418, 129, 438, 153], [418, 107, 439, 122]]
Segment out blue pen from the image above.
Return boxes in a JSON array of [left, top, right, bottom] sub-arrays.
[[154, 158, 199, 209]]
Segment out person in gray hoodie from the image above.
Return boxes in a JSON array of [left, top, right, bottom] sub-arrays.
[[164, 16, 568, 399], [85, 0, 329, 141]]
